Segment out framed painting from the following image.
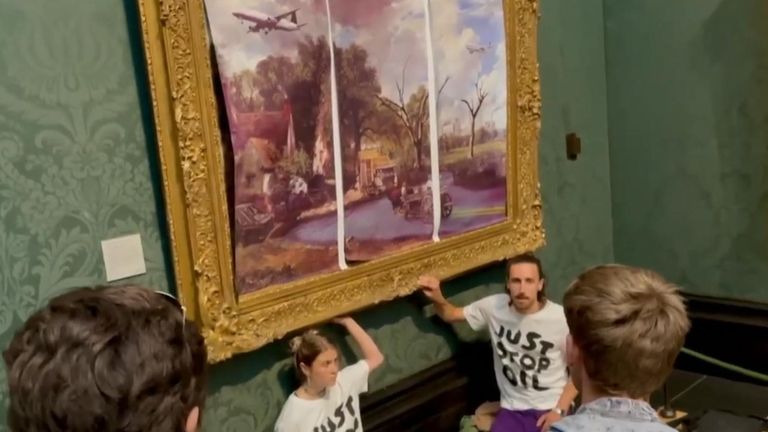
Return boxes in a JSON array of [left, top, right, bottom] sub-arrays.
[[137, 0, 544, 362]]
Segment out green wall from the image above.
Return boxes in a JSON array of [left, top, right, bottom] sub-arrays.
[[0, 0, 172, 424], [536, 0, 614, 298], [5, 0, 768, 428], [0, 0, 614, 429], [605, 0, 768, 303]]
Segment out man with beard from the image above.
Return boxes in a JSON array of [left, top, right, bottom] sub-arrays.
[[419, 252, 577, 432]]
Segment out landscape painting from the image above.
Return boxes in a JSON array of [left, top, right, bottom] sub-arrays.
[[433, 0, 508, 237], [202, 0, 509, 293], [328, 0, 435, 262], [204, 0, 341, 294], [139, 0, 543, 359]]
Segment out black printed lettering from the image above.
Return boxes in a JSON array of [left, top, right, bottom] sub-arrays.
[[537, 356, 551, 373], [334, 403, 346, 427], [494, 328, 558, 392], [496, 340, 508, 359], [345, 396, 356, 416], [539, 340, 555, 356], [521, 331, 541, 351], [316, 395, 358, 432], [319, 417, 336, 432], [502, 364, 518, 387], [506, 329, 522, 345], [532, 374, 550, 391], [343, 417, 360, 432], [520, 353, 536, 371]]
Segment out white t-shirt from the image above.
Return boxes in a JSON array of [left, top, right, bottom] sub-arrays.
[[274, 360, 370, 432], [464, 295, 569, 411]]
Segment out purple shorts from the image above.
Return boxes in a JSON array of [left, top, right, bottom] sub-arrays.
[[490, 408, 548, 432]]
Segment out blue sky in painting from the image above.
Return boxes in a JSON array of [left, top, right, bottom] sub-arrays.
[[458, 0, 505, 75], [430, 0, 507, 128], [328, 0, 429, 99], [204, 0, 507, 128]]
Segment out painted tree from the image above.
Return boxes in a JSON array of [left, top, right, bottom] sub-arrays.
[[228, 69, 263, 112], [461, 77, 488, 158], [253, 55, 295, 110], [294, 36, 332, 168], [377, 64, 448, 170], [369, 102, 412, 172], [337, 43, 381, 182]]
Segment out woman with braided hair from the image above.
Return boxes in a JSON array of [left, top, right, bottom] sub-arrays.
[[274, 317, 384, 432]]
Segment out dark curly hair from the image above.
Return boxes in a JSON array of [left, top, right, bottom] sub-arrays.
[[3, 285, 208, 432]]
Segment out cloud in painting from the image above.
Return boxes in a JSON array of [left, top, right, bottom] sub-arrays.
[[462, 0, 500, 18], [324, 0, 506, 130], [320, 0, 397, 27], [203, 0, 507, 129], [431, 0, 507, 131], [330, 0, 427, 100], [203, 0, 327, 76]]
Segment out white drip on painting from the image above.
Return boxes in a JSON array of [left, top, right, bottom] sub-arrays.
[[325, 0, 348, 270], [423, 0, 442, 242]]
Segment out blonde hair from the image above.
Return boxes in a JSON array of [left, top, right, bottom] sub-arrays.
[[289, 329, 335, 383], [564, 264, 690, 398]]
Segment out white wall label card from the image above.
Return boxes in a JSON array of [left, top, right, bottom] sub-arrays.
[[101, 234, 147, 282]]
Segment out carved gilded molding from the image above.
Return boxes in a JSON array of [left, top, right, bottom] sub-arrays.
[[137, 0, 543, 363]]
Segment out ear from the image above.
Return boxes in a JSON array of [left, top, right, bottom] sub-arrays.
[[185, 406, 200, 432], [538, 278, 545, 291], [299, 362, 311, 379], [566, 334, 579, 367]]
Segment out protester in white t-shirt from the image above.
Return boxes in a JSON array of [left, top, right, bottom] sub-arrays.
[[274, 317, 384, 432], [419, 252, 578, 432]]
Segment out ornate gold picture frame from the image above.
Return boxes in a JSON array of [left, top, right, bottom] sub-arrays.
[[137, 0, 543, 363]]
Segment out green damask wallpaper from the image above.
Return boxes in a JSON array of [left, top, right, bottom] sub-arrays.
[[0, 0, 614, 430], [605, 0, 768, 303], [0, 0, 171, 425], [4, 0, 768, 429]]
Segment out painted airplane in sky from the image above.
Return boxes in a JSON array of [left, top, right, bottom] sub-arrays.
[[466, 43, 492, 54], [232, 9, 305, 34]]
